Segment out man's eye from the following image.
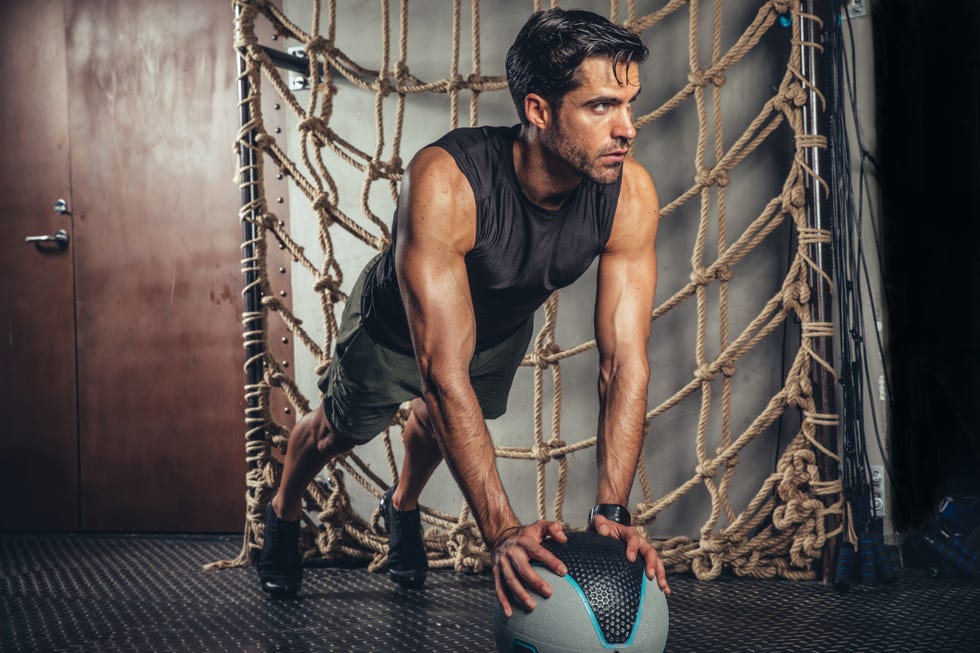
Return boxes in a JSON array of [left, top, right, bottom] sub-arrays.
[[593, 103, 609, 113]]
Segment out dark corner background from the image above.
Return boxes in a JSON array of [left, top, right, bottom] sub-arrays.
[[871, 0, 980, 529]]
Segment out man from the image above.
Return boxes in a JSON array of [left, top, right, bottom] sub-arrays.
[[258, 8, 670, 615]]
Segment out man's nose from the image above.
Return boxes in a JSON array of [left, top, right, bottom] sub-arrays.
[[612, 107, 636, 141]]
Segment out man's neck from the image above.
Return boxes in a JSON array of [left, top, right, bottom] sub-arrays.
[[513, 126, 581, 211]]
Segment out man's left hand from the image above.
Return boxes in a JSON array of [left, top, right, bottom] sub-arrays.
[[591, 514, 671, 596]]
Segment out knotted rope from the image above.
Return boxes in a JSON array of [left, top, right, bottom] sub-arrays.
[[211, 0, 843, 583]]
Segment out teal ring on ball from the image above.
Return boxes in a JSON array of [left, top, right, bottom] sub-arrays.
[[493, 531, 669, 653]]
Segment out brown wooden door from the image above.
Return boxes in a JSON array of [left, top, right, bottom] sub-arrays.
[[0, 0, 80, 532], [1, 0, 249, 532]]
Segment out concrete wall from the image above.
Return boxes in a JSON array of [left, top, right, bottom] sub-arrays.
[[273, 1, 886, 539]]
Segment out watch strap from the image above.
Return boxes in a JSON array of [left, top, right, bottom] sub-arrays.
[[588, 503, 632, 528]]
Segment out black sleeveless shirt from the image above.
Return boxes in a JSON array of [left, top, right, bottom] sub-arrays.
[[360, 125, 622, 354]]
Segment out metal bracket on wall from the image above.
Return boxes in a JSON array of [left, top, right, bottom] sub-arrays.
[[286, 46, 310, 91], [871, 465, 887, 518], [845, 0, 867, 19]]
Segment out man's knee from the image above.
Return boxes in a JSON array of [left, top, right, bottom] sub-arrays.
[[409, 398, 436, 436], [296, 406, 357, 455]]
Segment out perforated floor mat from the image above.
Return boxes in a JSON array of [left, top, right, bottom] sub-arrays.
[[1, 534, 977, 652]]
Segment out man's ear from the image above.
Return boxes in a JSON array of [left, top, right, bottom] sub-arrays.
[[524, 93, 553, 131]]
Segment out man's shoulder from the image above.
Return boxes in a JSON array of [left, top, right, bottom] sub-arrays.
[[607, 157, 659, 244], [403, 147, 478, 221], [405, 146, 468, 190], [618, 157, 657, 204], [414, 125, 518, 201], [621, 157, 654, 186]]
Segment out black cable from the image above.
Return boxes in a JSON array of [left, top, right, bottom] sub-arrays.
[[840, 9, 897, 484], [826, 4, 887, 535]]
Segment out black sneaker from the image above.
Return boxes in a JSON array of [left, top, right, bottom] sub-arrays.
[[257, 502, 302, 598], [380, 484, 429, 589]]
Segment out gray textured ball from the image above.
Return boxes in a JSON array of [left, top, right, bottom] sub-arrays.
[[493, 531, 669, 653]]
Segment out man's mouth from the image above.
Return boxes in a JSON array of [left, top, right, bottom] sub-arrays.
[[600, 150, 628, 162]]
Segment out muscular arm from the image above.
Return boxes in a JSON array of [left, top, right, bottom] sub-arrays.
[[395, 148, 567, 614], [590, 159, 669, 595], [594, 158, 660, 506], [394, 147, 520, 547]]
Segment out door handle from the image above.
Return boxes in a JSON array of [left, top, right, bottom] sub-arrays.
[[25, 229, 70, 250]]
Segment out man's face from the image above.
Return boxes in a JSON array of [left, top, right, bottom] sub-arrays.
[[545, 56, 640, 185]]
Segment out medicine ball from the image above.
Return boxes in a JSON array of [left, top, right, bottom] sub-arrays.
[[493, 530, 669, 652]]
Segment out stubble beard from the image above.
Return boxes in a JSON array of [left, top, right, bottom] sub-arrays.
[[551, 118, 628, 186]]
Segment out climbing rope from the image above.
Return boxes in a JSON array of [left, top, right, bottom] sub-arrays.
[[213, 0, 843, 582]]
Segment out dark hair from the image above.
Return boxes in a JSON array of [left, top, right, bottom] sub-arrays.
[[505, 8, 648, 125]]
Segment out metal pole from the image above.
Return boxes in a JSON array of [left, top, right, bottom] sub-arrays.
[[236, 3, 266, 474], [799, 0, 841, 583]]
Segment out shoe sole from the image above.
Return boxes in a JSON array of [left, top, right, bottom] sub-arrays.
[[261, 580, 301, 599], [389, 569, 427, 589]]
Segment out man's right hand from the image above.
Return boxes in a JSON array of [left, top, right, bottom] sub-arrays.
[[492, 519, 569, 617]]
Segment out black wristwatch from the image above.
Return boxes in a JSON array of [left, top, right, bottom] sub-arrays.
[[588, 503, 632, 529]]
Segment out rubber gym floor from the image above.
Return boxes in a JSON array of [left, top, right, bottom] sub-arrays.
[[1, 533, 977, 652]]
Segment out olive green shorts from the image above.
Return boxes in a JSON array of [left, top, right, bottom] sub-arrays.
[[317, 260, 533, 443]]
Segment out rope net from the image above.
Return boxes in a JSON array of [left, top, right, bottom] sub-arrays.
[[222, 0, 844, 581]]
